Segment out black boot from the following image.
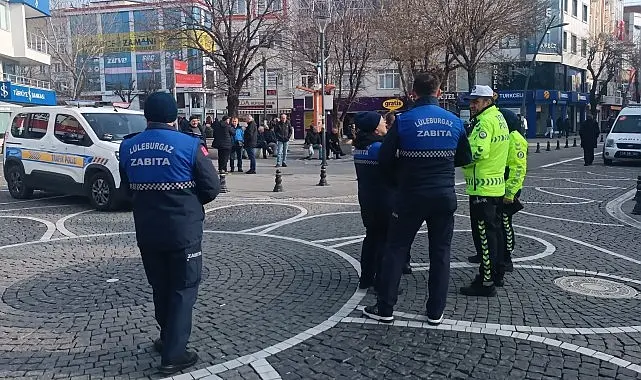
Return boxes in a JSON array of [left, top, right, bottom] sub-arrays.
[[460, 277, 497, 297], [467, 255, 481, 264], [159, 351, 199, 375], [402, 263, 412, 275]]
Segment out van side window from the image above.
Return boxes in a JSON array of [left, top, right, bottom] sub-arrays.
[[10, 113, 49, 140], [54, 114, 91, 146]]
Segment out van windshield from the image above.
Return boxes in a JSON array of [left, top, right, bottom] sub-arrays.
[[82, 113, 147, 141], [612, 115, 641, 134]]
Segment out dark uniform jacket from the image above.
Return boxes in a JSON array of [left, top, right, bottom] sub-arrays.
[[353, 132, 392, 213], [379, 96, 472, 196], [244, 121, 258, 148], [119, 123, 220, 251], [580, 118, 600, 148], [212, 122, 234, 149]]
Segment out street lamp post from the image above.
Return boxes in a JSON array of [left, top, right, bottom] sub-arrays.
[[521, 19, 569, 118], [262, 55, 267, 126], [313, 0, 331, 185]]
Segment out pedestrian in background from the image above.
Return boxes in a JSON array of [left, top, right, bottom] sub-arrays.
[[244, 115, 258, 174], [579, 114, 600, 166], [461, 85, 510, 297], [118, 92, 220, 375], [275, 113, 291, 167], [352, 111, 390, 291], [363, 70, 471, 324], [230, 117, 244, 172], [212, 115, 234, 173]]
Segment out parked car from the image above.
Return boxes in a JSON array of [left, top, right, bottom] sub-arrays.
[[602, 106, 641, 165]]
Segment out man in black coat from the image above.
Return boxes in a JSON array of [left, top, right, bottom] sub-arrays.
[[244, 115, 258, 174], [579, 115, 600, 166], [274, 114, 291, 167], [212, 116, 234, 173]]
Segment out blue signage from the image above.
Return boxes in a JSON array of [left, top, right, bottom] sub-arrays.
[[0, 82, 57, 106], [9, 0, 50, 17], [497, 91, 525, 103]]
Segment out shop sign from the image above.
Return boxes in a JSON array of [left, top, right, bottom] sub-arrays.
[[382, 98, 404, 111]]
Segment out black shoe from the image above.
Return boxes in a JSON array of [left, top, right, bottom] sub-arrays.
[[363, 304, 394, 323], [159, 351, 199, 375], [504, 259, 514, 272], [494, 276, 505, 287], [282, 163, 288, 167], [153, 338, 163, 353], [426, 313, 444, 326], [237, 169, 244, 173], [245, 170, 256, 174], [460, 282, 497, 297], [402, 263, 412, 275], [468, 255, 481, 264], [230, 168, 235, 172]]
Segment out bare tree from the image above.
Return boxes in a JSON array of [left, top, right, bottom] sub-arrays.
[[586, 33, 630, 117], [291, 3, 377, 129], [113, 79, 139, 103], [35, 1, 114, 99], [431, 0, 545, 91], [159, 0, 289, 117]]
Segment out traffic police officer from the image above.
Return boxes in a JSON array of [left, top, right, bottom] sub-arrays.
[[499, 107, 527, 272], [119, 92, 220, 375], [363, 70, 472, 324], [460, 85, 510, 297], [352, 111, 390, 291]]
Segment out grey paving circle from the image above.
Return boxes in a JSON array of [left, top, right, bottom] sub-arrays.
[[0, 218, 47, 245], [554, 276, 639, 299], [0, 232, 358, 379]]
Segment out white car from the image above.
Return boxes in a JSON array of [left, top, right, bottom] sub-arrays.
[[602, 106, 641, 165], [2, 105, 147, 210]]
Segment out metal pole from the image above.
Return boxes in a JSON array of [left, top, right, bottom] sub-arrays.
[[263, 56, 267, 126], [320, 28, 327, 167]]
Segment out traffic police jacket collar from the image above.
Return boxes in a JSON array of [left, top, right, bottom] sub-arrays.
[[146, 122, 178, 131], [412, 96, 439, 108], [471, 104, 496, 121]]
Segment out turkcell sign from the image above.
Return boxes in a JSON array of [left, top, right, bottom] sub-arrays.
[[9, 0, 50, 16], [0, 82, 57, 106]]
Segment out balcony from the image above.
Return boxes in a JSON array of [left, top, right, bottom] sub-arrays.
[[26, 32, 47, 54], [5, 3, 51, 65], [2, 73, 51, 90]]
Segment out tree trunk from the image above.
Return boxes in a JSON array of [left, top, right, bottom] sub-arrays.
[[635, 69, 640, 103], [227, 92, 240, 117], [467, 66, 476, 92]]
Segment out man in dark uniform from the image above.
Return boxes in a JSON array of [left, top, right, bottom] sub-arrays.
[[244, 115, 258, 174], [580, 115, 599, 166], [352, 111, 390, 291], [363, 70, 472, 324], [119, 92, 220, 375], [212, 116, 234, 173]]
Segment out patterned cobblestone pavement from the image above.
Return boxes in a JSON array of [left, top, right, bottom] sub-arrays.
[[1, 148, 641, 379]]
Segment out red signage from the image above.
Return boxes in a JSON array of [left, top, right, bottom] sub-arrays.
[[173, 60, 187, 75], [175, 73, 203, 88], [267, 89, 277, 95]]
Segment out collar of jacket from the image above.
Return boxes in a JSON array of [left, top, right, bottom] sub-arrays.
[[471, 104, 497, 122], [147, 122, 177, 131], [413, 96, 439, 107]]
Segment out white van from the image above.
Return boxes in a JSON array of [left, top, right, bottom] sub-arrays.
[[2, 104, 146, 210], [602, 106, 641, 165]]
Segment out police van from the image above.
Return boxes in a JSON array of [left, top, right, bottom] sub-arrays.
[[603, 105, 641, 165], [2, 102, 146, 210]]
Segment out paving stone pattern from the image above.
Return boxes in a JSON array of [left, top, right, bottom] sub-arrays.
[[0, 152, 641, 379]]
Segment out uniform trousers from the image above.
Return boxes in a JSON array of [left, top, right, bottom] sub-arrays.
[[140, 243, 202, 364], [378, 193, 456, 317], [359, 207, 389, 290], [469, 196, 504, 282], [500, 189, 521, 265], [217, 148, 231, 172]]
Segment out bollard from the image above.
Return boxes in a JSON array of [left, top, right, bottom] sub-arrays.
[[546, 141, 551, 151], [573, 138, 577, 147], [632, 176, 641, 215], [565, 138, 569, 148], [318, 164, 328, 186], [556, 140, 561, 150], [536, 142, 540, 153], [600, 134, 604, 142], [273, 169, 283, 192], [219, 173, 228, 193]]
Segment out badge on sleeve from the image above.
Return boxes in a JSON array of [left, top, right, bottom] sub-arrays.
[[200, 145, 209, 156], [479, 131, 487, 139], [517, 151, 525, 158]]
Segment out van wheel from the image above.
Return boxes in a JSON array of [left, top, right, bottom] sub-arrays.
[[88, 172, 117, 211], [6, 165, 34, 199]]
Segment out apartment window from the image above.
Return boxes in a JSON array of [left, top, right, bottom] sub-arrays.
[[571, 34, 577, 54], [377, 69, 400, 89], [134, 10, 157, 32], [572, 0, 577, 17], [563, 32, 568, 51], [102, 11, 131, 34], [582, 4, 588, 22], [258, 0, 283, 13], [301, 74, 315, 88], [232, 0, 247, 14], [0, 3, 9, 31], [581, 39, 587, 57], [563, 0, 568, 12]]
